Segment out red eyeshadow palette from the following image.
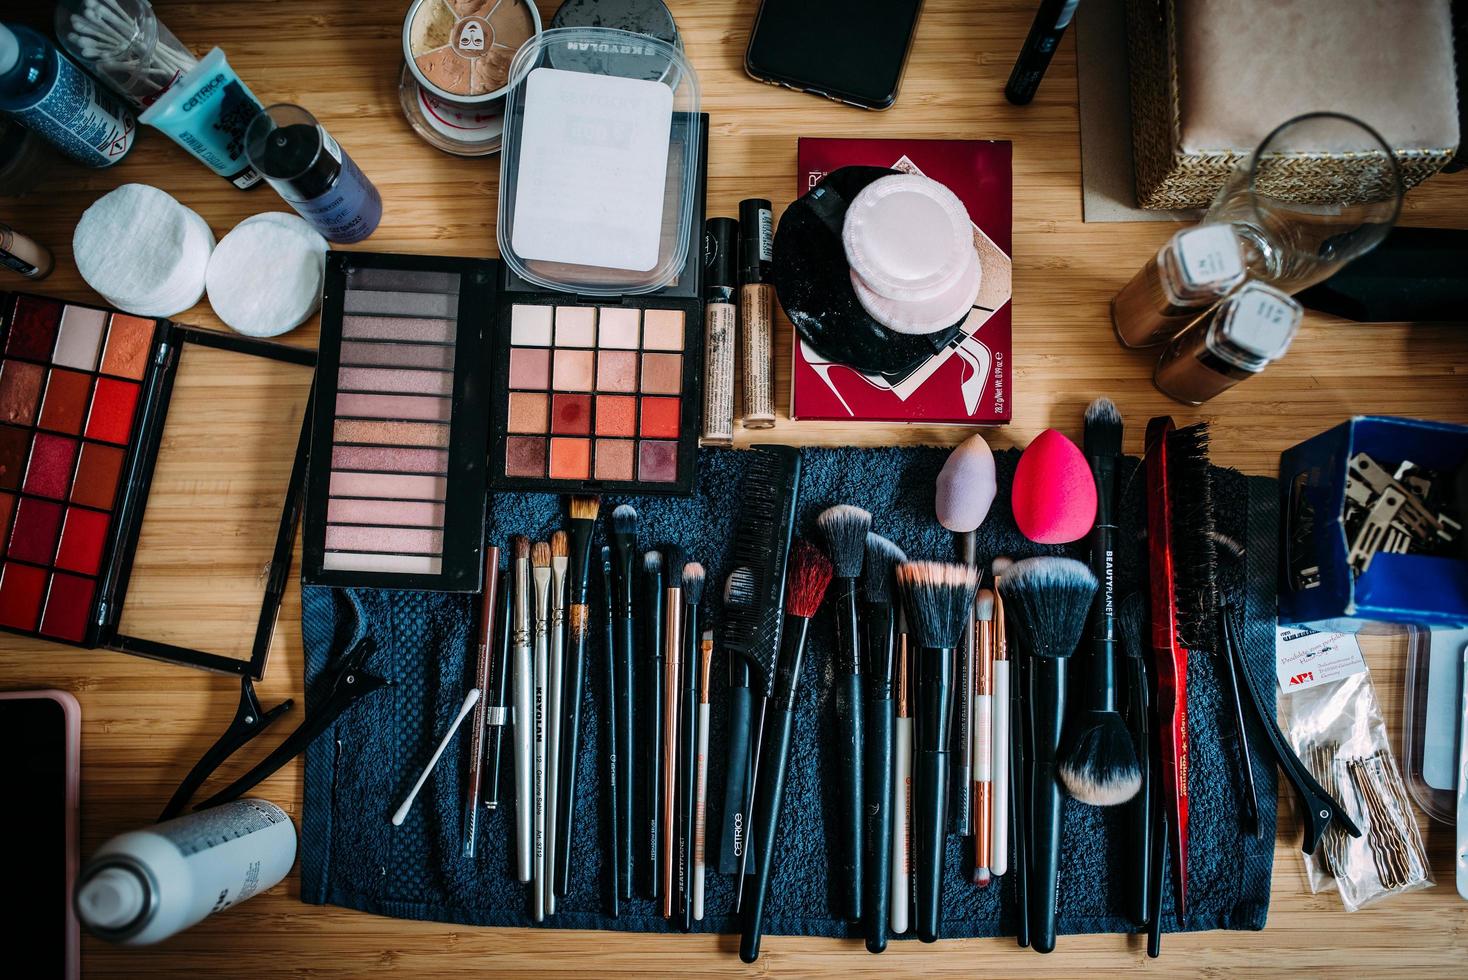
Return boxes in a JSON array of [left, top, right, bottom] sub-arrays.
[[0, 292, 315, 677]]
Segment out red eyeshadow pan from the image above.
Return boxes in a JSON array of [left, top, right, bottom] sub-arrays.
[[23, 433, 77, 499], [85, 377, 140, 445], [55, 507, 109, 575], [0, 360, 44, 425], [40, 572, 94, 643], [640, 397, 681, 439], [8, 497, 62, 564], [38, 369, 93, 435], [551, 394, 592, 435], [0, 561, 47, 631], [72, 443, 124, 510], [0, 492, 13, 559], [5, 295, 62, 360], [0, 425, 28, 491]]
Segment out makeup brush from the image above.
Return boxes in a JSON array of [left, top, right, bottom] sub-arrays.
[[990, 557, 1013, 884], [972, 589, 995, 886], [1117, 591, 1155, 929], [555, 496, 599, 899], [599, 546, 619, 917], [741, 540, 833, 963], [720, 567, 758, 903], [531, 541, 552, 922], [816, 503, 871, 922], [511, 536, 534, 884], [462, 545, 502, 859], [660, 545, 686, 918], [545, 531, 569, 914], [862, 532, 905, 952], [485, 563, 513, 813], [677, 561, 704, 930], [642, 550, 665, 901], [608, 505, 638, 900], [1061, 398, 1142, 807], [890, 610, 912, 937], [693, 629, 713, 922], [897, 560, 981, 944], [999, 556, 1099, 954]]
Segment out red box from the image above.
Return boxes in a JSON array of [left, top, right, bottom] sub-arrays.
[[789, 138, 1012, 424]]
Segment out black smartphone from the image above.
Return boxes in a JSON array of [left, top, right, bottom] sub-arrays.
[[745, 0, 924, 111]]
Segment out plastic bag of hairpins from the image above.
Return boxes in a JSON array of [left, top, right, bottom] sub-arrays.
[[1278, 636, 1434, 910]]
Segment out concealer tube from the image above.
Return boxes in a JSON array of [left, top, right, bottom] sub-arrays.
[[739, 198, 775, 430], [702, 217, 737, 446], [1153, 281, 1302, 405], [1112, 224, 1245, 349], [0, 222, 53, 280]]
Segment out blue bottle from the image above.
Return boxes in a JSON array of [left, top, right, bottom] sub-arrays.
[[244, 104, 382, 245], [0, 22, 135, 167]]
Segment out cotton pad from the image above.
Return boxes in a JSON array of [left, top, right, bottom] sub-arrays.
[[1012, 428, 1098, 544], [935, 432, 997, 533], [207, 212, 328, 337], [73, 183, 215, 318]]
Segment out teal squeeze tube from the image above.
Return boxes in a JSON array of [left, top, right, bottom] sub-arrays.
[[138, 47, 263, 189]]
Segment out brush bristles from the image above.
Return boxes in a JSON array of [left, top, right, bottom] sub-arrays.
[[724, 567, 756, 608], [862, 533, 906, 604], [1116, 592, 1146, 661], [643, 550, 662, 574], [816, 504, 872, 579], [661, 545, 684, 578], [550, 530, 568, 560], [1168, 421, 1218, 649], [569, 495, 600, 521], [1060, 711, 1142, 805], [996, 557, 1096, 658], [991, 555, 1013, 579], [785, 539, 834, 619], [682, 562, 705, 604], [897, 561, 980, 650], [512, 535, 530, 561], [1084, 397, 1123, 458], [532, 542, 551, 569], [975, 588, 995, 621], [611, 504, 637, 537]]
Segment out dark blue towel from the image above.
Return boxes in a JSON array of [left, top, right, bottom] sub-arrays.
[[299, 446, 1278, 939]]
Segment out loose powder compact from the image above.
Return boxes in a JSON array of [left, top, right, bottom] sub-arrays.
[[403, 0, 540, 102]]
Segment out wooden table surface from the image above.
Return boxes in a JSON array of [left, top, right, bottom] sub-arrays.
[[3, 1, 1467, 975]]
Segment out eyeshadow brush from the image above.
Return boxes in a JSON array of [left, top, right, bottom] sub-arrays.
[[642, 550, 666, 901], [677, 562, 704, 930], [861, 532, 905, 952], [608, 505, 639, 901], [972, 589, 995, 886], [545, 531, 568, 915], [660, 545, 686, 919], [693, 629, 713, 922], [461, 544, 501, 859], [816, 504, 871, 923], [554, 495, 600, 899], [484, 564, 513, 814], [599, 546, 620, 917], [890, 610, 912, 937], [531, 541, 552, 922], [510, 536, 534, 884]]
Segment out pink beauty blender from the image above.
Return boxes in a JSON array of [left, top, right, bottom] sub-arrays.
[[935, 433, 997, 532], [1012, 429, 1097, 544]]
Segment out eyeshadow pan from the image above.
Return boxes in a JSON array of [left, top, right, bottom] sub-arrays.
[[343, 289, 458, 319], [333, 420, 449, 447], [24, 433, 77, 499], [329, 472, 447, 500], [325, 525, 444, 555], [594, 439, 635, 481], [556, 306, 597, 347], [551, 394, 592, 435], [55, 506, 109, 575], [8, 497, 62, 564], [336, 393, 452, 422], [341, 315, 456, 344], [638, 440, 679, 483], [38, 370, 92, 435], [0, 360, 43, 425], [594, 395, 636, 437], [99, 314, 155, 380], [640, 396, 681, 439], [0, 425, 30, 490], [347, 267, 461, 293], [71, 443, 124, 510], [40, 572, 94, 642], [85, 377, 140, 444], [0, 493, 12, 559], [331, 445, 448, 474], [640, 353, 682, 395], [597, 350, 638, 393], [53, 306, 107, 370], [327, 499, 445, 527], [642, 308, 685, 351], [598, 307, 640, 349], [339, 341, 456, 371], [549, 437, 591, 479], [508, 392, 549, 434], [322, 552, 442, 575], [505, 436, 546, 477], [553, 349, 595, 392], [509, 348, 551, 389], [0, 561, 47, 631], [510, 305, 554, 346], [5, 295, 62, 360], [338, 367, 454, 397]]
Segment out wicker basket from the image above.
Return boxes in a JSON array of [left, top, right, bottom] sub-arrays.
[[1124, 0, 1459, 210]]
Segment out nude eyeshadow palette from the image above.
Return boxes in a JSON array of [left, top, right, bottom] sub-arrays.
[[0, 292, 314, 677]]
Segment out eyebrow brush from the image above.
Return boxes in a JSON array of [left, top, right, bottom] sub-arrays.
[[555, 495, 600, 900], [608, 505, 638, 901], [642, 550, 665, 901]]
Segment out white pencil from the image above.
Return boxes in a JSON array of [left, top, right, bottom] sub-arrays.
[[392, 689, 481, 827]]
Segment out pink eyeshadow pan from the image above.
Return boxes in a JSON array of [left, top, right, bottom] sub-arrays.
[[642, 308, 685, 350], [329, 472, 447, 500], [336, 393, 452, 421], [327, 499, 445, 527], [640, 353, 682, 395], [594, 439, 635, 480], [338, 367, 453, 396], [597, 351, 638, 392], [553, 350, 594, 392], [341, 316, 455, 343], [324, 525, 444, 555], [331, 445, 448, 473], [509, 348, 551, 389], [638, 440, 678, 483]]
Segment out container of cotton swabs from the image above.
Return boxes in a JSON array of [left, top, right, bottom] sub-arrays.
[[55, 0, 198, 109]]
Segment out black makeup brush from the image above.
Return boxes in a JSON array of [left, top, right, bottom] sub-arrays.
[[719, 567, 758, 896], [1117, 591, 1155, 930], [642, 549, 665, 900], [741, 540, 833, 964], [861, 532, 905, 954], [608, 505, 638, 900], [897, 559, 981, 945], [555, 495, 599, 899], [677, 562, 704, 930], [1061, 398, 1142, 807], [599, 545, 619, 918], [816, 503, 871, 922], [998, 556, 1098, 955]]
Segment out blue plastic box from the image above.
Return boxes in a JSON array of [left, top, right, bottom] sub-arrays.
[[1279, 415, 1468, 632]]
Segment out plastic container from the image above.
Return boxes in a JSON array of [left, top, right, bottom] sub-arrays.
[[137, 47, 264, 188], [1403, 626, 1467, 824], [54, 0, 197, 110], [0, 22, 135, 167], [497, 27, 701, 296]]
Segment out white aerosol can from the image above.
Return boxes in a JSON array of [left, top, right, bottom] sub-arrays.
[[74, 798, 296, 945]]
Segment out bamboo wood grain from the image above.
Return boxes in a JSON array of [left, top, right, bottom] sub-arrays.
[[2, 1, 1466, 975]]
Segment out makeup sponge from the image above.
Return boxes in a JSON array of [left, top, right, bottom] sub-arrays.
[[207, 212, 328, 337], [74, 183, 214, 318], [935, 432, 997, 533], [1012, 428, 1097, 544]]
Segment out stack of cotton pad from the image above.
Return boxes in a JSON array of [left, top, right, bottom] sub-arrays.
[[206, 212, 328, 337], [74, 184, 215, 318], [841, 173, 982, 335]]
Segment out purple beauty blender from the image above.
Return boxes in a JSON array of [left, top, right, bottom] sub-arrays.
[[1012, 428, 1097, 544], [935, 433, 997, 532]]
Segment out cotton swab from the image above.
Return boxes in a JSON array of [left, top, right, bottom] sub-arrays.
[[392, 689, 481, 827]]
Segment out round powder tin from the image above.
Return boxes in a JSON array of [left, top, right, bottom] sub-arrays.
[[399, 65, 505, 156], [547, 0, 681, 80], [402, 0, 541, 105]]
